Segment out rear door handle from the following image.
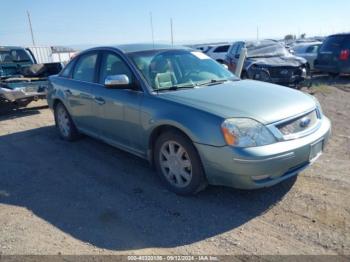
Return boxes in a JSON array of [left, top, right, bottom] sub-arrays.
[[94, 96, 105, 105]]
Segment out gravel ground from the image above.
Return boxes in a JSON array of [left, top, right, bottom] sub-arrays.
[[0, 80, 349, 255]]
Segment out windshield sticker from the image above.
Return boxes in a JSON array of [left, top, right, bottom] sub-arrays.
[[191, 52, 210, 60]]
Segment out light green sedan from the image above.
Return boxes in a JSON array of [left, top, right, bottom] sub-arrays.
[[47, 44, 331, 195]]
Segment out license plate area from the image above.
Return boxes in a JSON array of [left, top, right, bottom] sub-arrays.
[[309, 140, 323, 162]]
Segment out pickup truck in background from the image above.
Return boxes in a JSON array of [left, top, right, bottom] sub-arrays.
[[0, 46, 63, 108]]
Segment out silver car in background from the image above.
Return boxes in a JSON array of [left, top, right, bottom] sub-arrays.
[[291, 42, 322, 71]]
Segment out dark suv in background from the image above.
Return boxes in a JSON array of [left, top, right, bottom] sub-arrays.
[[314, 33, 350, 76]]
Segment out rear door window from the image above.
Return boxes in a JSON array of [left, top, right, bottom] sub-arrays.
[[73, 53, 98, 82], [10, 49, 32, 62], [236, 43, 244, 56], [228, 43, 238, 56], [214, 45, 230, 53], [306, 45, 319, 53]]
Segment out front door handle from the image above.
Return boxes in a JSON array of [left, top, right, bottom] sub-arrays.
[[94, 96, 105, 105]]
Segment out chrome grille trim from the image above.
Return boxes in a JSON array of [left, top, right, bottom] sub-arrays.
[[267, 108, 321, 141]]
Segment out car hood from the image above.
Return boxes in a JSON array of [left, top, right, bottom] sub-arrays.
[[158, 80, 316, 124], [246, 55, 306, 67]]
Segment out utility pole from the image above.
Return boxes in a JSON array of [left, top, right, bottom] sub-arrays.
[[150, 12, 155, 48], [256, 25, 259, 41], [170, 18, 174, 46], [27, 10, 36, 46]]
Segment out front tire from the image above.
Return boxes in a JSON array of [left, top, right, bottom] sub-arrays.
[[154, 130, 207, 195], [54, 102, 80, 141]]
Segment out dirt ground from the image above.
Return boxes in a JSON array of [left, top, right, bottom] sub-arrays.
[[0, 77, 349, 256]]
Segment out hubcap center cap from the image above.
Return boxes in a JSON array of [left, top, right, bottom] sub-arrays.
[[168, 155, 181, 173]]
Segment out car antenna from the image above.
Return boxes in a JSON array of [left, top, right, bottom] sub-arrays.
[[150, 12, 155, 49]]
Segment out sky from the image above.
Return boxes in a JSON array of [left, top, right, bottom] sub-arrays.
[[0, 0, 349, 48]]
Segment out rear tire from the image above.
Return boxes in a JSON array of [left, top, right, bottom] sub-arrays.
[[154, 130, 207, 195], [54, 102, 80, 141]]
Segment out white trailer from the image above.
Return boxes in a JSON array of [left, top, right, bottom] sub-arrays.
[[26, 46, 76, 64]]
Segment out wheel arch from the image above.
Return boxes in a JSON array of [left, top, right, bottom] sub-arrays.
[[52, 98, 64, 109], [52, 98, 78, 128], [148, 124, 196, 166], [52, 98, 73, 115]]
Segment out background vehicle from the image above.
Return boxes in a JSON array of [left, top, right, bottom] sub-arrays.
[[187, 44, 212, 53], [0, 46, 62, 107], [314, 33, 350, 76], [291, 42, 322, 71], [204, 44, 230, 63], [47, 44, 330, 195], [224, 40, 308, 87], [27, 46, 76, 64]]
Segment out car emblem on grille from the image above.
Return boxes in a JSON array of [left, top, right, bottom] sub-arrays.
[[280, 69, 289, 75], [299, 117, 311, 128]]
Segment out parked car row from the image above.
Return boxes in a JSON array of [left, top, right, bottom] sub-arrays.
[[194, 33, 349, 86]]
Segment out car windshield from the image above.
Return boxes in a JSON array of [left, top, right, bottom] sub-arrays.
[[0, 49, 32, 63], [292, 45, 307, 54], [128, 49, 237, 91], [246, 41, 289, 58]]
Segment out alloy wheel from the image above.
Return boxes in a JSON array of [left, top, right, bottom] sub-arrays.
[[159, 141, 193, 188]]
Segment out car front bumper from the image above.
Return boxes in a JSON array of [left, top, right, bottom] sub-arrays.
[[195, 116, 331, 189], [0, 82, 47, 102]]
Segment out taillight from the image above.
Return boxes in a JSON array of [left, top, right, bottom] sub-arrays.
[[339, 49, 350, 60]]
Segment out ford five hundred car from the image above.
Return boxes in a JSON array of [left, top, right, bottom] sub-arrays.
[[47, 44, 331, 195]]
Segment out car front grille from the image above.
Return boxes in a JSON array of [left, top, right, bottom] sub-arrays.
[[276, 110, 319, 136], [268, 67, 302, 78]]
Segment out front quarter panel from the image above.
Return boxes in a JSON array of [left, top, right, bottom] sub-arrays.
[[140, 95, 226, 150]]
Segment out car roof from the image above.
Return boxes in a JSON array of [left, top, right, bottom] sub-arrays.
[[245, 39, 279, 46], [328, 33, 350, 37], [80, 44, 192, 55], [329, 33, 350, 36], [114, 43, 191, 53], [293, 41, 322, 47], [0, 46, 25, 51]]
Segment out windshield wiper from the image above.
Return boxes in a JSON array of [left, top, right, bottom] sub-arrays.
[[196, 79, 229, 87], [154, 83, 196, 92], [154, 78, 234, 92]]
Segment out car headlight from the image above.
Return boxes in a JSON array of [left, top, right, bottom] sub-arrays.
[[221, 118, 277, 147], [308, 94, 323, 118]]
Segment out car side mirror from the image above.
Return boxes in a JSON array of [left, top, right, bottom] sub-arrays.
[[104, 74, 130, 88], [222, 64, 229, 70]]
